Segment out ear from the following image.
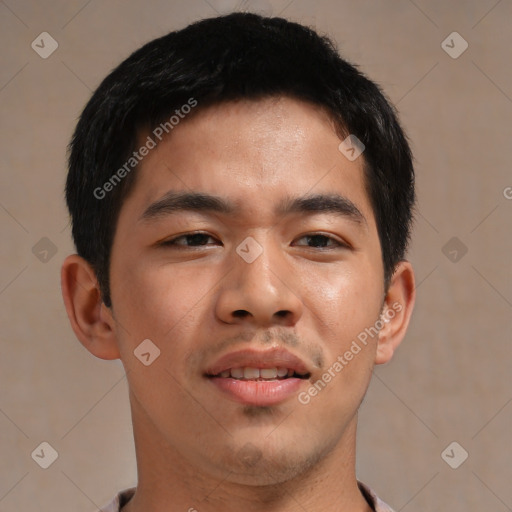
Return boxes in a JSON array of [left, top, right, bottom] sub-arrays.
[[375, 260, 416, 365], [60, 254, 121, 360]]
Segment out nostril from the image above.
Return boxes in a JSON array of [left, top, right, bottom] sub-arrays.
[[232, 310, 249, 318]]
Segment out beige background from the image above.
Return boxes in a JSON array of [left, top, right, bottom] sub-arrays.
[[1, 0, 511, 510]]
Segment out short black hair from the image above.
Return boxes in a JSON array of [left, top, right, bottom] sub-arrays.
[[66, 12, 415, 308]]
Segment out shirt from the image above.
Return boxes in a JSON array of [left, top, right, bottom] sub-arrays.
[[99, 481, 395, 511]]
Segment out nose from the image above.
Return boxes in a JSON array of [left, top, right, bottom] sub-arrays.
[[215, 238, 304, 327]]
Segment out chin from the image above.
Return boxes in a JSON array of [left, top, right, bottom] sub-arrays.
[[208, 436, 329, 486]]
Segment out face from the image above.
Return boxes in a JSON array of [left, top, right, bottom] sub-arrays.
[[108, 97, 387, 484]]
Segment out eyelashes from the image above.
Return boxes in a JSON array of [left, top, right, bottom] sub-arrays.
[[160, 231, 350, 250]]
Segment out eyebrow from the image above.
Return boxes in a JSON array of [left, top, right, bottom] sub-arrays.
[[139, 191, 367, 226]]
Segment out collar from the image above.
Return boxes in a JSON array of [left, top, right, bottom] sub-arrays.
[[102, 481, 395, 512]]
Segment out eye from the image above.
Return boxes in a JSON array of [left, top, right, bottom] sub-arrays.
[[159, 232, 348, 250], [293, 233, 348, 249], [161, 232, 220, 247]]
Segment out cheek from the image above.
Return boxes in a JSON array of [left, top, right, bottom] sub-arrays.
[[297, 259, 383, 338], [298, 272, 379, 416], [294, 260, 382, 411], [111, 258, 217, 347], [112, 262, 213, 402]]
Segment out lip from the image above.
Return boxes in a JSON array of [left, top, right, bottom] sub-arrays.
[[209, 376, 304, 406], [204, 347, 311, 377], [204, 347, 311, 407]]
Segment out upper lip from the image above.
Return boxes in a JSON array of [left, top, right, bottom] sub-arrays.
[[205, 347, 312, 377]]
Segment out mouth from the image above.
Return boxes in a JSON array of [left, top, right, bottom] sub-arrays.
[[204, 348, 312, 406], [207, 366, 311, 381]]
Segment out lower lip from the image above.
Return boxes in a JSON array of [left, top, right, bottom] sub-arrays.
[[209, 377, 303, 406]]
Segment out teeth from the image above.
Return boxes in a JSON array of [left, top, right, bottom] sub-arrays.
[[218, 366, 295, 379], [244, 367, 260, 379], [260, 368, 278, 379], [277, 367, 289, 377], [230, 367, 244, 379]]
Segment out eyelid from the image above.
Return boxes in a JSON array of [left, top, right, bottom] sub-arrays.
[[293, 232, 350, 249], [159, 231, 351, 249], [159, 231, 220, 246]]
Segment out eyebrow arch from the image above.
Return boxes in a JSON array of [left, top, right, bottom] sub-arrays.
[[277, 193, 367, 226], [139, 190, 367, 226], [140, 191, 235, 222]]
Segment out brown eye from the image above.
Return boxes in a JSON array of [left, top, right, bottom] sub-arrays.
[[294, 234, 347, 249], [162, 232, 220, 247]]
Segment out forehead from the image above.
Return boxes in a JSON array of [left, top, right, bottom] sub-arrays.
[[122, 96, 376, 231]]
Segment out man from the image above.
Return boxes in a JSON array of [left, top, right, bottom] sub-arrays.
[[61, 12, 415, 512]]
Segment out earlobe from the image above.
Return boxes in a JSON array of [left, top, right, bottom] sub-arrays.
[[60, 254, 121, 360], [375, 260, 416, 365]]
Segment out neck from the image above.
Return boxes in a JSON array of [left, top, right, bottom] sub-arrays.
[[122, 393, 372, 512]]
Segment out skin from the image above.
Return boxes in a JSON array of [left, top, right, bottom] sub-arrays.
[[61, 96, 415, 512]]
